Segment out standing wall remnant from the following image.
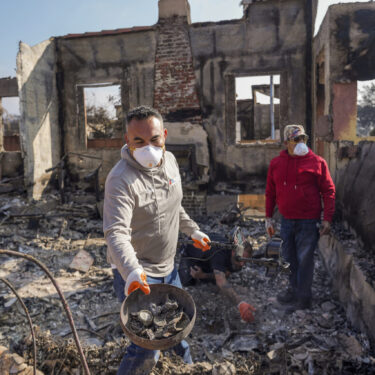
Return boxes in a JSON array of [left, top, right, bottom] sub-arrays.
[[17, 39, 61, 198], [313, 3, 375, 252], [16, 0, 316, 197]]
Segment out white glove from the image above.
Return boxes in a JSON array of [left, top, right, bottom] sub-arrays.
[[191, 230, 211, 251], [124, 268, 150, 297]]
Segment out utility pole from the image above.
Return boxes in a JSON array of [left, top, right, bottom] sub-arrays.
[[270, 75, 275, 140]]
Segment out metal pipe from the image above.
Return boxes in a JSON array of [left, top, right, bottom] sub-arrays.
[[0, 277, 37, 375], [0, 249, 91, 375], [270, 75, 275, 139]]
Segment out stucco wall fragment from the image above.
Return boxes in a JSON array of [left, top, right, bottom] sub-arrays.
[[319, 235, 375, 346], [17, 39, 61, 199]]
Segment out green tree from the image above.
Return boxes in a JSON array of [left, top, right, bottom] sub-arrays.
[[85, 92, 122, 139]]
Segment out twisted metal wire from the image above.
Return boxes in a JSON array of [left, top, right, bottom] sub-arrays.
[[0, 249, 91, 375], [0, 277, 37, 375]]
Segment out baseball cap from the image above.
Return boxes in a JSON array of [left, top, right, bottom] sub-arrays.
[[284, 125, 308, 141]]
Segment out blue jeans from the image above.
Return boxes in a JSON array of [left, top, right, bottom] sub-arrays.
[[113, 268, 193, 375], [280, 217, 320, 300]]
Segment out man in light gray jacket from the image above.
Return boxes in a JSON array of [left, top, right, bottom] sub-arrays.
[[103, 106, 210, 375]]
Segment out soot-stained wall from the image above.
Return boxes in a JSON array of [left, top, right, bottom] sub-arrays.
[[56, 27, 158, 183], [313, 3, 375, 251], [189, 0, 311, 185]]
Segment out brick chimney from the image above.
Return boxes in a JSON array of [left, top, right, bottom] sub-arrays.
[[153, 0, 202, 124], [158, 0, 191, 24]]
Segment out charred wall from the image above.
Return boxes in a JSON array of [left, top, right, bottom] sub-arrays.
[[334, 141, 375, 251], [51, 0, 311, 191], [0, 77, 22, 179], [17, 0, 315, 195], [189, 0, 309, 187], [55, 28, 157, 185], [313, 3, 375, 252]]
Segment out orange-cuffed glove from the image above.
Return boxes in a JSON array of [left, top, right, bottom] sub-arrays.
[[124, 268, 151, 297], [265, 218, 275, 237], [191, 230, 211, 252], [238, 301, 256, 322]]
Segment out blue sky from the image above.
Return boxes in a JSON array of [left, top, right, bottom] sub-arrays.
[[0, 0, 370, 114]]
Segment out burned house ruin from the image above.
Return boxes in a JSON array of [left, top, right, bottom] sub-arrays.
[[1, 0, 375, 369], [14, 0, 314, 201], [8, 0, 373, 243]]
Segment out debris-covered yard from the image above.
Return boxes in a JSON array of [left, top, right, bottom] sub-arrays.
[[1, 190, 375, 375]]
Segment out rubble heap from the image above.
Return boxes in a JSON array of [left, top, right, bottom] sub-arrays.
[[0, 190, 375, 374]]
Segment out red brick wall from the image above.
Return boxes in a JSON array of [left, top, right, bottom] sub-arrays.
[[182, 190, 206, 217], [4, 135, 20, 151], [87, 138, 123, 149], [153, 17, 202, 123]]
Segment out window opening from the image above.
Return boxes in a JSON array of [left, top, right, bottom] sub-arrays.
[[357, 79, 375, 137], [83, 84, 122, 140], [1, 97, 20, 137], [235, 75, 280, 142], [1, 97, 20, 151]]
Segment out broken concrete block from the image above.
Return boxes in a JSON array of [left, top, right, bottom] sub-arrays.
[[69, 250, 94, 273], [267, 349, 277, 360]]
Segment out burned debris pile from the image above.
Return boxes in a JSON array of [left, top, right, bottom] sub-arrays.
[[1, 191, 375, 374], [128, 297, 190, 340]]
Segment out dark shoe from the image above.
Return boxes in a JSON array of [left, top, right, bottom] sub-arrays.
[[284, 298, 312, 314], [277, 288, 296, 304]]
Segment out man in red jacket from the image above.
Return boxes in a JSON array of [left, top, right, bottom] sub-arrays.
[[265, 125, 335, 312]]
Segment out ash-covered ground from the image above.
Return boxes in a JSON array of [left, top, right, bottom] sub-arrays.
[[0, 190, 374, 374]]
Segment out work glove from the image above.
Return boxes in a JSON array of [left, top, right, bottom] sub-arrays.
[[265, 218, 275, 237], [191, 230, 211, 251], [238, 301, 256, 322], [124, 268, 151, 297], [319, 220, 331, 236]]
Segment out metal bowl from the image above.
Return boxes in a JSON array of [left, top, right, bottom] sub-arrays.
[[120, 284, 196, 350]]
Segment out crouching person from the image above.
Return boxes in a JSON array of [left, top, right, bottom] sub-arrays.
[[178, 233, 256, 323]]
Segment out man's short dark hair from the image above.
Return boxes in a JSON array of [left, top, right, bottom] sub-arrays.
[[126, 106, 163, 125]]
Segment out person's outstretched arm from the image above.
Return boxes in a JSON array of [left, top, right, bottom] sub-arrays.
[[214, 270, 256, 322]]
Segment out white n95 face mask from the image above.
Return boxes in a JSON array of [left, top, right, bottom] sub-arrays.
[[133, 145, 163, 168], [294, 142, 309, 156]]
